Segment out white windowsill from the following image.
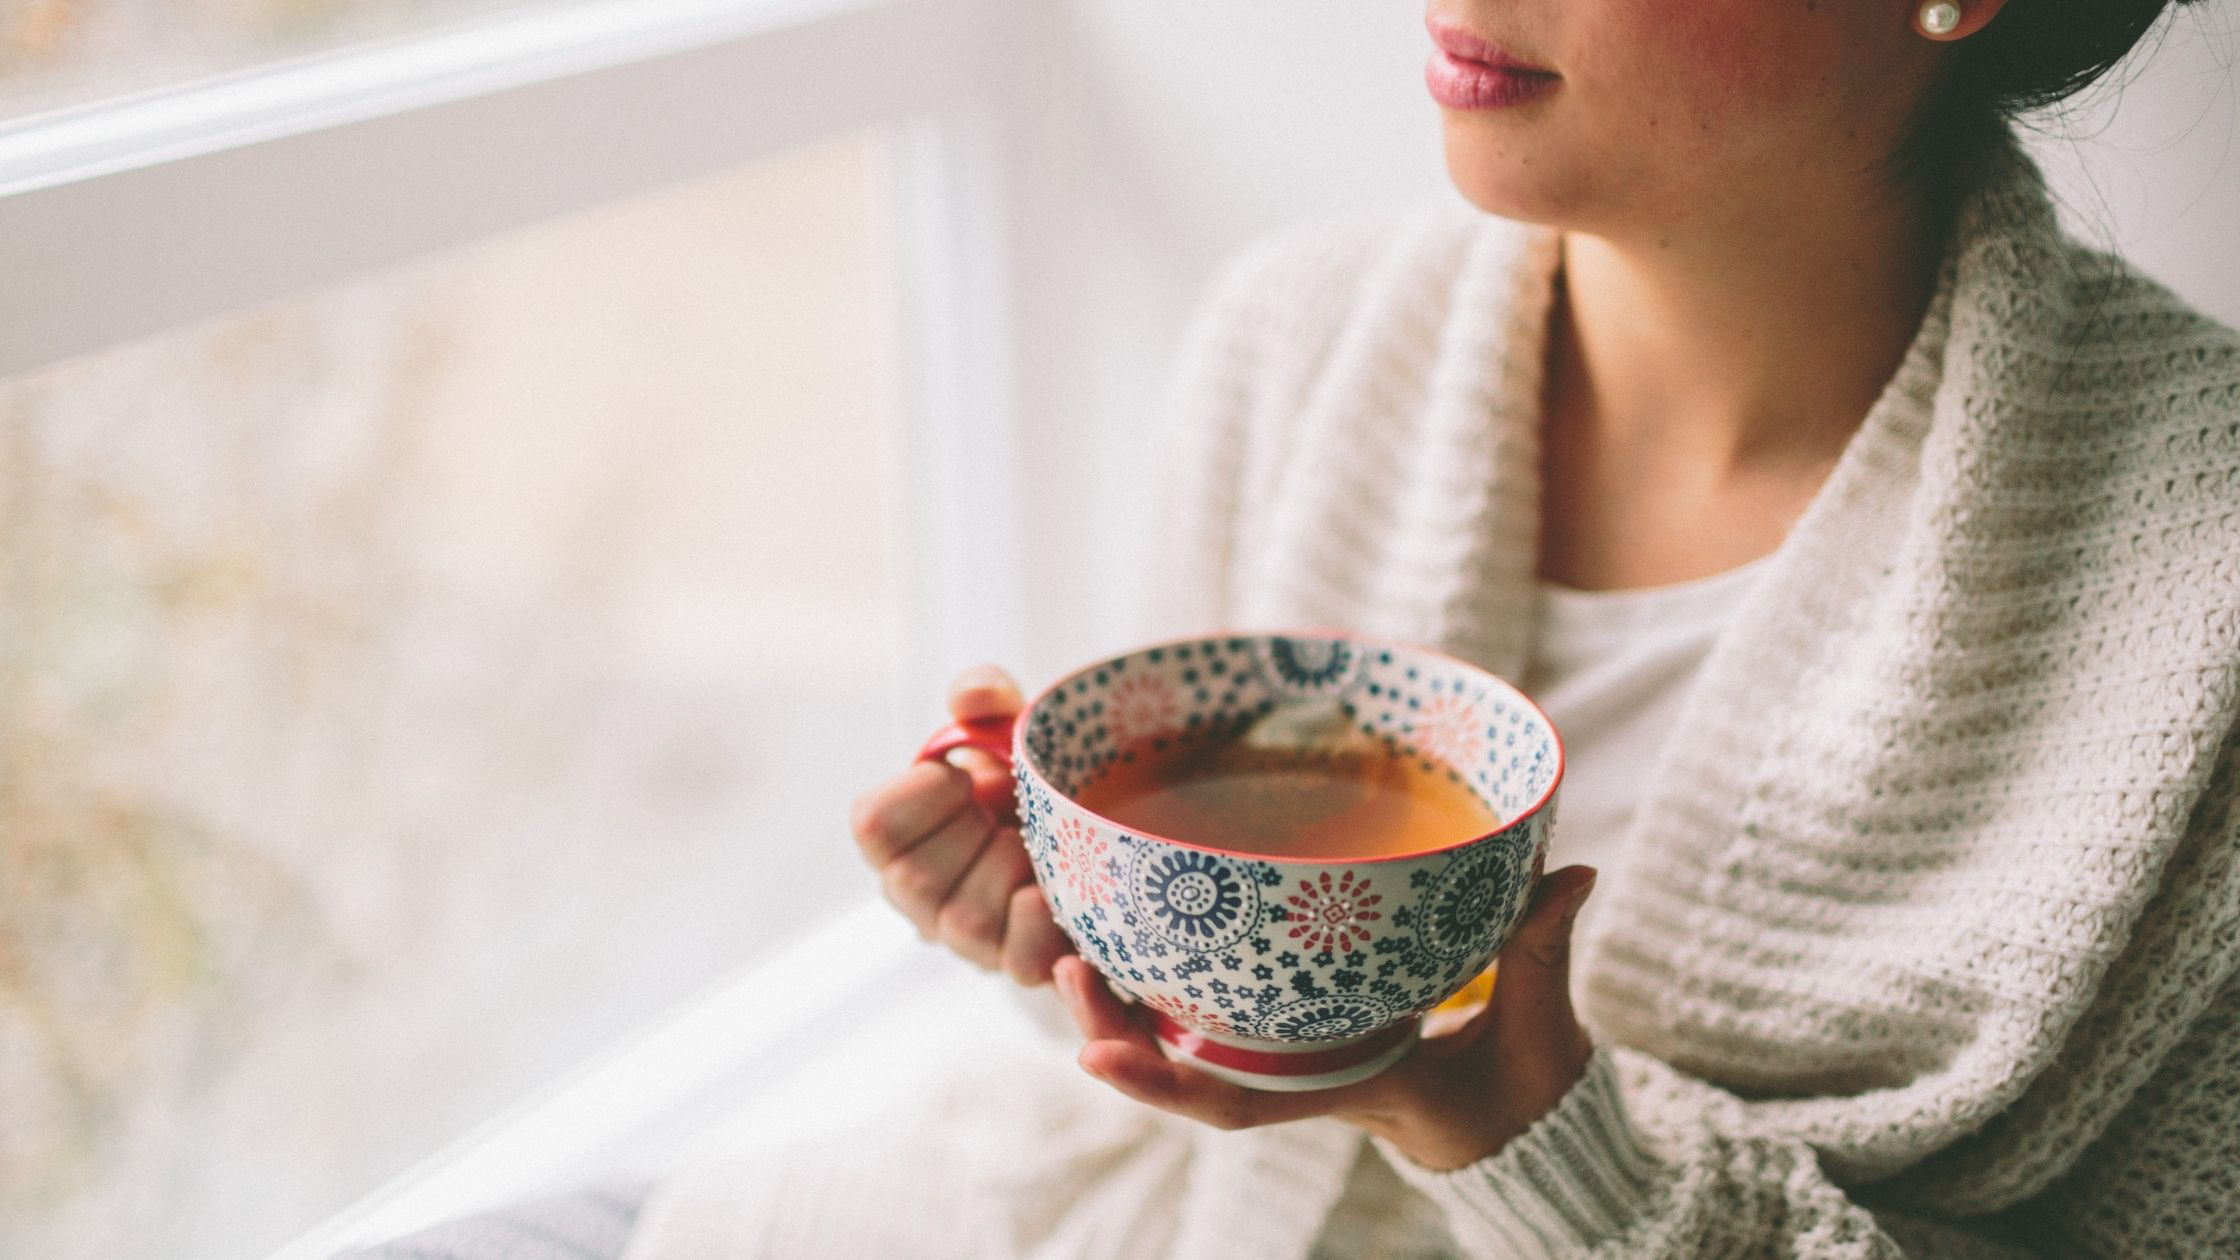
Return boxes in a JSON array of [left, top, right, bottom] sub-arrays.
[[272, 897, 1053, 1259]]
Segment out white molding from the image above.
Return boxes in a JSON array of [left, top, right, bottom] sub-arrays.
[[888, 109, 1032, 692], [0, 0, 1009, 379]]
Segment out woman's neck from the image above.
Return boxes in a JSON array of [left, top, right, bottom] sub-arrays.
[[1534, 177, 1945, 590], [1549, 183, 1942, 476]]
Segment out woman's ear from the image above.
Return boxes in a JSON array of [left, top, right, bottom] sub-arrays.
[[1912, 0, 2010, 43]]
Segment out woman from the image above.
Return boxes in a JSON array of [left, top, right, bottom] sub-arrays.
[[806, 0, 2240, 1253], [359, 0, 2236, 1255]]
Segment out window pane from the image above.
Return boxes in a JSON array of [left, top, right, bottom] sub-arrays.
[[1, 0, 541, 120], [0, 132, 907, 1260]]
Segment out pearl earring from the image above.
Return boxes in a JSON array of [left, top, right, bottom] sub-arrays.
[[1919, 2, 1962, 35]]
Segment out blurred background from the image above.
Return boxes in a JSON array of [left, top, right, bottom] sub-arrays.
[[0, 1, 2232, 1256]]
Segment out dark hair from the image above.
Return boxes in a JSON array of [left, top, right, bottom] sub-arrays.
[[1899, 0, 2209, 209]]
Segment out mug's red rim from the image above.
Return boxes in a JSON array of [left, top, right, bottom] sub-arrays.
[[1014, 627, 1565, 867]]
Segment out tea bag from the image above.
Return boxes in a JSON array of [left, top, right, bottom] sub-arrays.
[[1235, 696, 1373, 758], [1179, 698, 1394, 839]]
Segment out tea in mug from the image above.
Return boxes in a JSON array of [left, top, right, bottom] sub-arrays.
[[1073, 736, 1500, 860]]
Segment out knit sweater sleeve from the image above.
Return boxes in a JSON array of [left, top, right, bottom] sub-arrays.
[[1367, 1048, 2026, 1258], [1374, 975, 2240, 1260]]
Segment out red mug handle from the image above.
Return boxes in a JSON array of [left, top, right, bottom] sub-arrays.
[[916, 713, 1020, 816], [916, 713, 1018, 767]]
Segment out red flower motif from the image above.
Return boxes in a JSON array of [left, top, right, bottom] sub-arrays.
[[1054, 816, 1115, 907], [1105, 674, 1180, 750], [1142, 991, 1243, 1037], [1285, 870, 1384, 955], [1407, 693, 1486, 767]]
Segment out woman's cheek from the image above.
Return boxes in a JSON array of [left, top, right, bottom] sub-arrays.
[[1582, 0, 1836, 128]]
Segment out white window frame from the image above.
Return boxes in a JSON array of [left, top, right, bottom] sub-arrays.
[[0, 0, 1028, 675], [0, 0, 1032, 1248]]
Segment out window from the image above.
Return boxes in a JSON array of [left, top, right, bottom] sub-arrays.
[[0, 1, 1026, 1256], [1, 0, 533, 117]]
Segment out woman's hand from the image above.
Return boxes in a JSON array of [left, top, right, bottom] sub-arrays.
[[849, 665, 1074, 985], [1053, 865, 1600, 1172]]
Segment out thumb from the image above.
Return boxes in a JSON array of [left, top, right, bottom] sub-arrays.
[[944, 665, 1024, 823], [1492, 865, 1597, 1028], [948, 664, 1024, 721]]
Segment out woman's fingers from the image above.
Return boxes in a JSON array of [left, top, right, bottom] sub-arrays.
[[943, 665, 1025, 822], [877, 809, 995, 938], [849, 761, 974, 866], [1493, 867, 1596, 1019], [1082, 1046, 1341, 1131], [1052, 959, 1337, 1131], [1045, 871, 1603, 1156], [935, 827, 1033, 970], [947, 746, 1019, 826], [1505, 865, 1597, 967], [1053, 958, 1160, 1048], [1411, 981, 1504, 1064], [1000, 883, 1072, 986], [1055, 962, 1209, 1114], [1487, 864, 1599, 1088], [850, 662, 1039, 975]]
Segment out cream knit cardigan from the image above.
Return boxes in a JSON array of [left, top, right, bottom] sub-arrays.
[[632, 140, 2240, 1258]]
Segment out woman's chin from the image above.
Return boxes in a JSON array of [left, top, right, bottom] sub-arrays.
[[1442, 167, 1570, 229], [1440, 132, 1584, 228]]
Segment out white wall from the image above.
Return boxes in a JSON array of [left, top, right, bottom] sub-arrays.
[[995, 0, 2239, 685], [997, 1, 1453, 682], [2030, 4, 2240, 323]]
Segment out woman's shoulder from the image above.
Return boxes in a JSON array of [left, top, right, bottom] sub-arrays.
[[2022, 239, 2240, 556], [1968, 164, 2240, 443], [2036, 236, 2240, 410], [1948, 158, 2240, 580]]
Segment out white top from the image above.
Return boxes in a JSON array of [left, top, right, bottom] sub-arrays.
[[1523, 557, 1775, 884]]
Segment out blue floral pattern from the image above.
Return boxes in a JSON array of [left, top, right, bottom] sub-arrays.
[[1127, 846, 1261, 952], [1416, 834, 1531, 962], [1254, 993, 1400, 1042], [1252, 636, 1364, 698]]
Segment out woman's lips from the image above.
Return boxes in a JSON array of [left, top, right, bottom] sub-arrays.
[[1425, 19, 1558, 111]]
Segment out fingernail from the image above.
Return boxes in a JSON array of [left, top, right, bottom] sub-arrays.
[[957, 664, 1013, 691], [1563, 872, 1599, 928]]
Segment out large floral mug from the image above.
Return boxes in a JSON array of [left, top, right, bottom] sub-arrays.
[[918, 632, 1563, 1091]]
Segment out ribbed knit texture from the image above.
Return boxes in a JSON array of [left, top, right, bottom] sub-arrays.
[[627, 134, 2240, 1259], [1369, 1048, 1660, 1256]]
